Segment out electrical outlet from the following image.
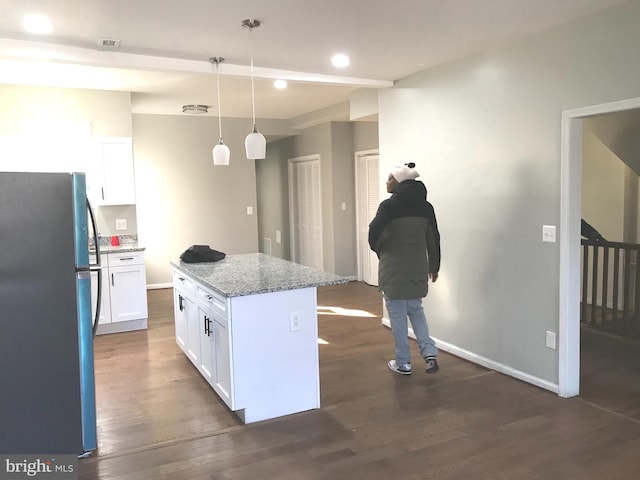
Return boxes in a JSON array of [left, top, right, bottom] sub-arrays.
[[289, 311, 302, 332], [276, 230, 281, 244], [546, 331, 556, 349], [115, 219, 127, 230], [247, 206, 253, 215]]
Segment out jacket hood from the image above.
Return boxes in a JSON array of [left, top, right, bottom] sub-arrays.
[[393, 179, 427, 201]]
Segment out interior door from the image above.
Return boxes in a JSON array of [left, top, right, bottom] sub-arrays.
[[355, 152, 380, 286], [288, 156, 323, 270]]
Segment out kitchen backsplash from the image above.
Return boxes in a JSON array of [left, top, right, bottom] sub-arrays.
[[95, 234, 138, 247]]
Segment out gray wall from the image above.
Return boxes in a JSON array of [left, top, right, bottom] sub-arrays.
[[330, 122, 358, 277], [256, 121, 379, 277], [132, 114, 263, 285], [256, 136, 294, 260], [352, 121, 379, 152], [378, 0, 640, 386]]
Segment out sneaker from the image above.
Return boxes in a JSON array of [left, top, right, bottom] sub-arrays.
[[425, 356, 439, 374], [388, 360, 412, 375]]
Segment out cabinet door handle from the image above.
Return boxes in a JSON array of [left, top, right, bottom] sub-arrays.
[[179, 295, 184, 312], [111, 273, 115, 286], [119, 257, 134, 261], [101, 187, 105, 201], [204, 315, 212, 336]]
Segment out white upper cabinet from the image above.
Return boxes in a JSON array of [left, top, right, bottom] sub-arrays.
[[87, 137, 136, 206]]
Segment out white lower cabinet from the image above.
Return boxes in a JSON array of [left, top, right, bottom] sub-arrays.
[[174, 271, 233, 408], [172, 265, 320, 424], [94, 250, 148, 335], [173, 287, 188, 352], [90, 266, 111, 326], [212, 314, 232, 402]]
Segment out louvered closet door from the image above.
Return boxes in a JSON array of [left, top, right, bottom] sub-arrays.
[[356, 154, 380, 286], [290, 157, 323, 270]]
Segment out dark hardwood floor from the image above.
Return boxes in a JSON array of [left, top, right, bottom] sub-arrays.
[[79, 282, 640, 479]]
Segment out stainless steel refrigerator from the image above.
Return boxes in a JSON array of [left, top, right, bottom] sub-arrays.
[[0, 171, 101, 456]]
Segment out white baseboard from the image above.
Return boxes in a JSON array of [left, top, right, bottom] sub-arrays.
[[96, 318, 147, 335], [147, 282, 173, 290], [381, 318, 559, 394]]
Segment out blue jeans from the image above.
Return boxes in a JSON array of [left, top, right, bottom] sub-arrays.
[[384, 295, 438, 365]]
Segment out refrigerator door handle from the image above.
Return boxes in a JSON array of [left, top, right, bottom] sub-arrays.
[[87, 199, 102, 337]]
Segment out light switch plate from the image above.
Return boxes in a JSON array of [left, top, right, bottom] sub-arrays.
[[542, 225, 556, 243], [546, 331, 556, 349]]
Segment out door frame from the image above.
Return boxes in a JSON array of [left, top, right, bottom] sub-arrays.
[[560, 96, 640, 397]]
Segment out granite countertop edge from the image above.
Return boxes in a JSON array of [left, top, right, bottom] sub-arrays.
[[171, 253, 348, 298], [91, 245, 146, 254]]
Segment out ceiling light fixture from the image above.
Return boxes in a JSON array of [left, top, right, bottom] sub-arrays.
[[182, 104, 209, 114], [331, 53, 350, 68], [23, 13, 53, 34], [210, 57, 230, 166], [242, 19, 266, 160], [274, 79, 288, 90]]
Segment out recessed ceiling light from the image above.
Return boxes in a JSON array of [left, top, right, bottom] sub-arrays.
[[274, 80, 287, 89], [331, 53, 350, 68], [23, 13, 53, 34]]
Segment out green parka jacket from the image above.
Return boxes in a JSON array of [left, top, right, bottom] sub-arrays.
[[368, 179, 440, 299]]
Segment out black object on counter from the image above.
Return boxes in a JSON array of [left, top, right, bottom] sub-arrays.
[[180, 245, 226, 263]]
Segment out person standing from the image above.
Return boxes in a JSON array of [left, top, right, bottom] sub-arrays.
[[368, 162, 441, 375]]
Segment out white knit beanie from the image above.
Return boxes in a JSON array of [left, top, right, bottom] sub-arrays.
[[391, 162, 420, 183]]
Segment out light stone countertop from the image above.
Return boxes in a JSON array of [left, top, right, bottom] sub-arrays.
[[171, 253, 348, 297]]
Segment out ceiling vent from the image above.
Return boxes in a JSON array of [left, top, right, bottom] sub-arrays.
[[98, 38, 120, 50], [182, 105, 209, 114]]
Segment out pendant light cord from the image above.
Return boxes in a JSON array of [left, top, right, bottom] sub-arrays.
[[215, 61, 223, 140], [249, 25, 257, 129]]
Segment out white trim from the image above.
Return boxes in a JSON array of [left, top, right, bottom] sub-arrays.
[[0, 38, 393, 88], [381, 318, 558, 393], [147, 282, 172, 290], [559, 96, 640, 398]]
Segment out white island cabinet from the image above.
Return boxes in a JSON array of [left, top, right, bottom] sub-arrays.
[[171, 253, 347, 424]]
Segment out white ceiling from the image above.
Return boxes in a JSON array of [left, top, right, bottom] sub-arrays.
[[0, 0, 628, 120]]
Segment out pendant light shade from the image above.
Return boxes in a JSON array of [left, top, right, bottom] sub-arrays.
[[242, 19, 266, 160], [213, 142, 230, 166], [210, 56, 230, 166], [245, 128, 266, 160]]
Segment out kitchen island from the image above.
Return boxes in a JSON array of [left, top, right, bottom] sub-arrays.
[[170, 253, 347, 423]]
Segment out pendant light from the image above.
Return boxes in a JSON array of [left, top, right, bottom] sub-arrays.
[[242, 19, 266, 160], [209, 57, 230, 166]]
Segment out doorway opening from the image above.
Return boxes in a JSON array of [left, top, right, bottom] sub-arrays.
[[560, 96, 640, 398]]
